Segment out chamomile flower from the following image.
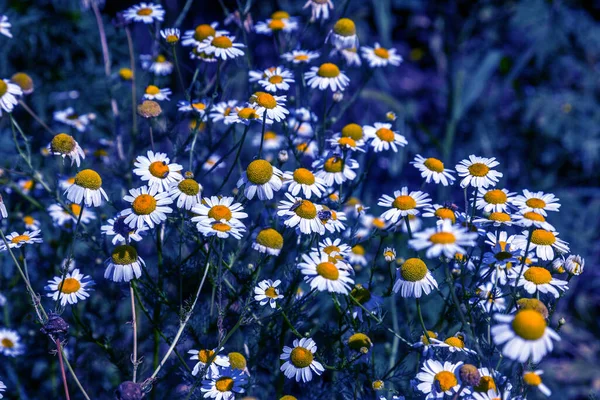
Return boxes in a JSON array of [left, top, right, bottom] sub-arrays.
[[252, 228, 284, 255], [326, 18, 359, 50], [523, 370, 551, 397], [224, 106, 262, 125], [277, 193, 325, 235], [305, 62, 350, 92], [64, 169, 108, 207], [383, 247, 396, 262], [133, 151, 183, 193], [45, 269, 94, 306], [455, 155, 503, 188], [255, 18, 298, 35], [168, 175, 203, 210], [313, 153, 359, 186], [411, 155, 455, 186], [564, 254, 584, 275], [237, 159, 283, 200], [409, 220, 478, 259], [431, 334, 476, 354], [101, 213, 147, 245], [249, 92, 289, 122], [48, 203, 96, 227], [143, 85, 171, 101], [122, 186, 173, 229], [412, 330, 438, 355], [201, 367, 247, 399], [294, 140, 319, 158], [512, 211, 555, 231], [471, 282, 506, 313], [198, 35, 245, 61], [191, 196, 248, 233], [492, 309, 560, 363], [48, 133, 85, 166], [160, 28, 180, 44], [511, 265, 568, 298], [196, 219, 244, 241], [378, 187, 431, 224], [1, 230, 43, 251], [348, 244, 368, 266], [511, 189, 560, 216], [476, 188, 515, 213], [53, 107, 92, 132], [0, 328, 24, 357], [422, 204, 457, 224], [319, 207, 347, 234], [178, 99, 209, 116], [299, 251, 354, 294], [328, 133, 366, 152], [254, 279, 283, 308], [0, 78, 21, 116], [123, 2, 164, 23], [281, 49, 320, 64], [189, 348, 230, 377], [104, 245, 145, 282], [416, 360, 466, 400], [181, 23, 227, 48], [364, 122, 407, 153], [210, 100, 238, 123], [0, 15, 12, 38], [280, 338, 325, 382], [141, 54, 173, 76], [258, 67, 295, 92], [513, 229, 569, 261], [361, 43, 403, 67], [316, 237, 351, 259], [282, 168, 324, 199], [393, 258, 437, 298]]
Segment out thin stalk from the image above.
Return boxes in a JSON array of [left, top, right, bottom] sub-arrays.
[[56, 338, 71, 400], [217, 125, 250, 193], [416, 298, 431, 342], [130, 282, 139, 382], [125, 27, 138, 138], [18, 100, 55, 135]]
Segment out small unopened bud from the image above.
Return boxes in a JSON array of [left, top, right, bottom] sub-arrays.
[[386, 111, 397, 121], [278, 150, 289, 163], [184, 171, 195, 179], [558, 317, 566, 327], [459, 364, 481, 386], [383, 247, 396, 262], [333, 92, 344, 102], [115, 381, 142, 400], [137, 100, 162, 118]]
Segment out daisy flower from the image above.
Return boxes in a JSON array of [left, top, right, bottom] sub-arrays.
[[141, 54, 173, 76], [133, 151, 183, 193], [512, 210, 555, 231], [326, 18, 359, 50], [104, 245, 145, 282], [378, 187, 431, 224], [0, 78, 22, 116], [249, 92, 289, 122], [294, 140, 319, 158], [48, 133, 85, 166], [0, 328, 24, 357], [280, 338, 325, 382], [328, 133, 366, 152], [564, 254, 584, 275], [492, 309, 560, 363], [249, 66, 276, 83], [348, 244, 368, 266], [277, 193, 325, 235], [409, 220, 478, 259], [168, 175, 202, 210], [1, 230, 43, 250], [178, 99, 209, 116], [181, 23, 227, 48], [45, 269, 94, 306], [431, 334, 477, 355], [411, 155, 455, 186], [476, 188, 515, 213], [393, 258, 437, 298], [305, 62, 350, 92], [189, 348, 230, 377], [471, 282, 506, 313], [416, 360, 466, 400], [224, 106, 262, 125], [422, 204, 457, 224], [160, 28, 180, 44], [210, 100, 238, 124], [298, 251, 354, 294], [255, 18, 298, 35], [363, 122, 407, 153], [511, 265, 568, 298], [48, 203, 96, 227], [317, 237, 351, 259], [122, 186, 174, 229], [197, 35, 245, 61], [511, 189, 560, 216], [201, 367, 247, 399], [64, 169, 108, 207], [319, 207, 347, 234], [258, 67, 294, 92], [361, 43, 403, 67], [0, 15, 12, 38], [512, 229, 569, 261], [252, 228, 284, 256], [123, 2, 164, 23], [53, 107, 91, 132], [254, 279, 283, 308], [281, 49, 320, 64], [523, 370, 551, 397], [191, 196, 248, 237], [143, 85, 171, 101], [101, 212, 147, 245], [383, 247, 396, 262], [313, 153, 359, 186], [236, 159, 283, 200], [455, 155, 503, 188]]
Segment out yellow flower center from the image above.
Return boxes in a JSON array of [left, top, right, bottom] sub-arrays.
[[264, 287, 279, 299], [333, 18, 356, 36], [531, 229, 555, 246], [11, 234, 31, 244], [23, 216, 35, 226], [294, 54, 309, 62], [51, 133, 76, 154], [348, 333, 371, 350], [60, 277, 81, 294], [350, 285, 371, 303], [372, 381, 384, 390], [155, 55, 166, 63], [352, 244, 365, 255], [526, 198, 546, 209], [372, 218, 386, 229], [237, 107, 259, 120], [197, 349, 215, 363], [74, 169, 102, 190], [253, 92, 277, 109], [272, 11, 290, 19], [429, 232, 456, 244], [376, 128, 395, 142], [215, 377, 234, 392], [294, 200, 317, 219], [524, 266, 552, 285], [280, 397, 297, 400], [489, 212, 511, 222], [212, 36, 233, 48], [468, 163, 490, 177], [111, 245, 138, 265], [400, 258, 428, 282], [192, 102, 206, 111], [136, 7, 153, 16], [511, 309, 546, 340], [119, 68, 133, 80], [0, 80, 7, 97], [263, 132, 278, 141], [474, 376, 497, 392], [317, 63, 341, 78], [269, 75, 284, 84], [434, 371, 458, 392], [228, 352, 247, 370], [316, 262, 339, 280], [70, 203, 82, 217], [444, 337, 464, 348], [484, 189, 507, 204], [290, 347, 314, 368], [424, 157, 444, 172], [132, 194, 157, 215], [1, 338, 14, 348], [434, 208, 456, 223], [374, 47, 389, 59], [145, 85, 161, 95], [22, 180, 34, 191], [421, 330, 437, 345], [324, 157, 343, 173], [268, 19, 285, 31], [178, 179, 200, 196], [194, 24, 216, 41], [338, 137, 357, 147], [523, 372, 542, 387], [293, 168, 315, 185], [523, 211, 545, 222], [208, 205, 232, 221], [392, 195, 416, 210], [256, 228, 284, 249], [149, 161, 170, 179], [166, 34, 179, 43], [323, 245, 340, 255], [246, 159, 274, 184]]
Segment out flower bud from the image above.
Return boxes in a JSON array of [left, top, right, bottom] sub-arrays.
[[278, 150, 289, 163], [459, 364, 481, 386], [137, 100, 162, 118], [333, 92, 344, 102], [115, 381, 142, 400]]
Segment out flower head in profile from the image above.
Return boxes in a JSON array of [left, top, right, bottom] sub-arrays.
[[123, 2, 165, 24], [511, 189, 560, 216], [65, 169, 108, 207], [455, 155, 503, 188], [48, 133, 85, 167], [198, 35, 245, 61], [281, 49, 320, 64], [326, 18, 359, 50], [181, 22, 227, 48], [393, 258, 438, 298], [362, 43, 403, 68], [305, 62, 350, 92], [523, 370, 551, 397], [280, 337, 324, 382], [1, 230, 43, 251], [0, 78, 22, 116], [140, 54, 173, 76], [255, 17, 298, 35], [101, 212, 148, 245], [104, 245, 146, 283], [252, 228, 284, 256], [168, 173, 202, 210], [378, 187, 431, 224], [160, 28, 180, 44], [512, 229, 569, 261]]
